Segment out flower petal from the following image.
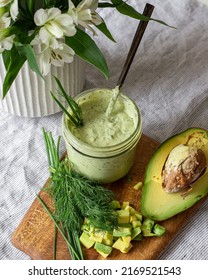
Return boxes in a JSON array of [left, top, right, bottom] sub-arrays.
[[10, 0, 18, 21], [46, 21, 64, 38], [91, 12, 102, 25], [78, 0, 98, 12], [0, 0, 12, 8], [78, 9, 92, 21], [34, 8, 61, 26], [46, 14, 76, 38], [68, 0, 75, 10], [37, 48, 51, 76], [56, 14, 73, 27], [51, 44, 74, 66], [39, 27, 60, 48]]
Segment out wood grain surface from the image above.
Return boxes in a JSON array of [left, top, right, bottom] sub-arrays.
[[11, 134, 207, 260]]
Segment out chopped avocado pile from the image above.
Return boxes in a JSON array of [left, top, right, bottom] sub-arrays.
[[79, 201, 165, 258], [141, 127, 208, 221]]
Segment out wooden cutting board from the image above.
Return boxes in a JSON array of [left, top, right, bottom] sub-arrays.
[[11, 134, 207, 260]]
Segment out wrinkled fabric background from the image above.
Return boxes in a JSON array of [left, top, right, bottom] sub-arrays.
[[0, 0, 208, 260]]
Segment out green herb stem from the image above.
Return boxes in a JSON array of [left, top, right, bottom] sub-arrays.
[[36, 195, 82, 260], [51, 76, 83, 127]]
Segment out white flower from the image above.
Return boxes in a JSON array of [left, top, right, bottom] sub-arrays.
[[0, 0, 18, 21], [34, 42, 75, 76], [34, 8, 76, 39], [0, 15, 14, 52], [32, 7, 77, 75], [68, 0, 102, 34], [0, 33, 14, 52], [32, 26, 60, 50], [0, 0, 12, 8], [0, 13, 10, 28], [10, 0, 18, 21]]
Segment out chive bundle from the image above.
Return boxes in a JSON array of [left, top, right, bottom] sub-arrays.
[[50, 76, 83, 127], [38, 129, 118, 260]]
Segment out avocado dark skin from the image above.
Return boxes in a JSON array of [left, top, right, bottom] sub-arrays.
[[140, 128, 208, 221]]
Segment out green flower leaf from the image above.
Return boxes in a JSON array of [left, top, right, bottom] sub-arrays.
[[15, 42, 44, 80], [65, 28, 109, 79], [2, 46, 26, 98], [111, 0, 175, 28], [98, 2, 117, 8], [96, 20, 116, 42], [2, 50, 11, 71], [25, 0, 35, 16]]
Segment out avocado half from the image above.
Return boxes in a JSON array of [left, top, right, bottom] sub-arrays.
[[140, 128, 208, 221]]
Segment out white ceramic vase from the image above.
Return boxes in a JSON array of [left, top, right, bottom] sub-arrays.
[[0, 56, 86, 117]]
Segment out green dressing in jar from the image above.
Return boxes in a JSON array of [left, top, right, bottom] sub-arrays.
[[62, 88, 142, 183]]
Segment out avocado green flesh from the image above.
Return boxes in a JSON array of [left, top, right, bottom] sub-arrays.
[[141, 128, 208, 221]]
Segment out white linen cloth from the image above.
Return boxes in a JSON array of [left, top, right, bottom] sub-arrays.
[[0, 0, 208, 260]]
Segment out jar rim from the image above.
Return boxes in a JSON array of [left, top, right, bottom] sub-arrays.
[[62, 88, 142, 156]]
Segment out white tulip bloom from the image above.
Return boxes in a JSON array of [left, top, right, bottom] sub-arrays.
[[34, 8, 76, 40], [68, 0, 102, 34], [35, 42, 75, 76]]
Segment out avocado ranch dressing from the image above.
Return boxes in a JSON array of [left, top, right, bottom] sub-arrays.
[[70, 87, 137, 147], [62, 87, 142, 183]]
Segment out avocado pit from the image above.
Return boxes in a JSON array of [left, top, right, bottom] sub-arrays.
[[162, 144, 207, 193]]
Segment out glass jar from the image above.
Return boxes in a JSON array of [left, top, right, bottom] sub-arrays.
[[62, 88, 142, 183]]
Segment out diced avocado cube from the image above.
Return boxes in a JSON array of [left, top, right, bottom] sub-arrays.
[[142, 218, 155, 231], [88, 226, 95, 234], [121, 236, 131, 247], [96, 250, 110, 258], [112, 238, 133, 253], [79, 232, 95, 249], [112, 237, 125, 251], [141, 225, 156, 237], [94, 242, 112, 258], [117, 209, 130, 224], [133, 182, 143, 190], [132, 227, 142, 239], [81, 224, 90, 232], [113, 226, 132, 237], [133, 233, 143, 241], [132, 220, 142, 228], [153, 224, 166, 236], [125, 205, 136, 214], [110, 200, 121, 209], [120, 243, 133, 253], [135, 212, 143, 221], [130, 214, 137, 223], [102, 232, 113, 246], [89, 230, 104, 243], [121, 201, 129, 209], [141, 218, 156, 236], [118, 223, 132, 228], [141, 228, 156, 237]]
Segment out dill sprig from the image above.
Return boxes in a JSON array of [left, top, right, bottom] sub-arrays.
[[50, 76, 83, 127], [40, 128, 118, 260]]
